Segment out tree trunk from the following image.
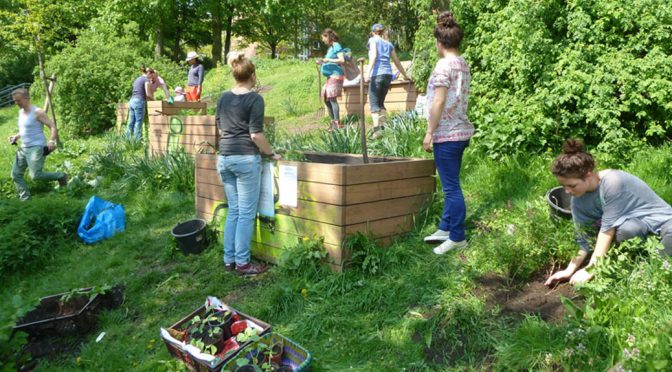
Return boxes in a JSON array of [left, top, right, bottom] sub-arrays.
[[211, 2, 222, 65], [270, 42, 277, 59], [155, 28, 164, 57], [224, 10, 234, 61]]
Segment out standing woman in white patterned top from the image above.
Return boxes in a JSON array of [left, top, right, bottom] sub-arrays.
[[422, 11, 475, 255]]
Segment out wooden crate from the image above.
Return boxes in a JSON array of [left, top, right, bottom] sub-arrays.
[[195, 152, 435, 271]]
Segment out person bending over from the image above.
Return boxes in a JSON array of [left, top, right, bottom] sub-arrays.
[[546, 139, 672, 286]]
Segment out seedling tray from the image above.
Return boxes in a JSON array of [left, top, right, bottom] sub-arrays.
[[220, 332, 312, 372], [162, 303, 271, 372], [13, 287, 102, 336]]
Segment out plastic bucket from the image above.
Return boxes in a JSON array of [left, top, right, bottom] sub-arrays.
[[545, 186, 572, 220], [171, 219, 208, 255]]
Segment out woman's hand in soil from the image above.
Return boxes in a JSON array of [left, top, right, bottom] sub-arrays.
[[544, 269, 573, 286], [423, 133, 433, 153], [569, 268, 594, 285]]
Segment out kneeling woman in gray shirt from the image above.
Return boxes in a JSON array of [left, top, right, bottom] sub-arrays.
[[546, 139, 672, 286], [216, 53, 281, 277]]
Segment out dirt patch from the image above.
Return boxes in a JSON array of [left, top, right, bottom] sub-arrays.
[[475, 273, 581, 323]]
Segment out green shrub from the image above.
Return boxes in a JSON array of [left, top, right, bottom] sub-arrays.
[[412, 0, 672, 159], [39, 20, 183, 137], [0, 196, 83, 276]]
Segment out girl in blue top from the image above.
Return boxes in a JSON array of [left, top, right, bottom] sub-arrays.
[[366, 24, 410, 138], [316, 28, 345, 131]]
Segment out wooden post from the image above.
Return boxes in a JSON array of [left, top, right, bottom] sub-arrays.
[[42, 74, 56, 112], [357, 58, 369, 164], [37, 52, 58, 130], [316, 65, 324, 118]]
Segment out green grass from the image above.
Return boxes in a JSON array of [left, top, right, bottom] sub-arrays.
[[201, 59, 322, 129], [1, 60, 672, 371]]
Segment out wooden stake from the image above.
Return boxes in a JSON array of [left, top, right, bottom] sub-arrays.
[[37, 52, 59, 129], [358, 58, 369, 164]]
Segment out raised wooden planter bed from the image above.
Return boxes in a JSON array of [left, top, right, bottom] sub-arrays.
[[338, 80, 417, 116], [337, 61, 418, 116], [116, 100, 207, 130], [195, 152, 435, 271]]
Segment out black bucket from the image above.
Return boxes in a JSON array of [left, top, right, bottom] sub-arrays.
[[545, 186, 572, 220], [171, 218, 208, 255]]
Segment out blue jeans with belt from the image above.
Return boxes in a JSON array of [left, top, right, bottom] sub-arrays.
[[434, 140, 470, 242], [217, 154, 261, 266]]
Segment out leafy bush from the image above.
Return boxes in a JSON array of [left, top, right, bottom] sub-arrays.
[[412, 0, 672, 160], [280, 236, 328, 279], [39, 20, 183, 137], [0, 196, 83, 276]]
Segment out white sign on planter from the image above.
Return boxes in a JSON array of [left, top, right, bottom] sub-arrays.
[[258, 161, 275, 218], [278, 165, 298, 207]]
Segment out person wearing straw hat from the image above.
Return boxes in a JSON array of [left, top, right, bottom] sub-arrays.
[[185, 51, 204, 102]]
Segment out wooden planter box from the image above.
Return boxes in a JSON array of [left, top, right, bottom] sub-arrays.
[[116, 100, 207, 129], [338, 80, 417, 116], [337, 61, 418, 116], [146, 114, 275, 157], [195, 152, 435, 271]]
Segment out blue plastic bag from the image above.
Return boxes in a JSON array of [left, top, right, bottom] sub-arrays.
[[77, 196, 125, 244]]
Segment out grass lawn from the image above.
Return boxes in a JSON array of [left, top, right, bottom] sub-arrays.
[[2, 61, 672, 372]]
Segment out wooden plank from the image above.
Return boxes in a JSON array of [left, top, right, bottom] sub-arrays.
[[344, 194, 432, 225], [198, 194, 344, 228], [344, 214, 414, 238], [275, 160, 346, 185], [344, 159, 435, 185], [344, 177, 435, 204], [200, 206, 344, 246]]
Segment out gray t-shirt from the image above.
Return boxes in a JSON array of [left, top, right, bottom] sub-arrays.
[[188, 63, 204, 86], [571, 170, 672, 252], [216, 91, 264, 155]]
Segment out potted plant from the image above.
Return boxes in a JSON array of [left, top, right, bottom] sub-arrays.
[[186, 313, 225, 355]]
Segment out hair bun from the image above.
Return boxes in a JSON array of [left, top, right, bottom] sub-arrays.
[[227, 52, 246, 68], [437, 11, 457, 28], [562, 138, 585, 155]]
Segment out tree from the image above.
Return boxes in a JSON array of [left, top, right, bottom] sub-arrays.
[[238, 0, 322, 59]]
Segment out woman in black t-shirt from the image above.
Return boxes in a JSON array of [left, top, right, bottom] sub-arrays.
[[216, 53, 281, 276]]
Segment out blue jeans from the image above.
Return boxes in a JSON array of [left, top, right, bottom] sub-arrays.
[[368, 74, 392, 112], [217, 154, 262, 266], [126, 97, 145, 140], [434, 140, 470, 242]]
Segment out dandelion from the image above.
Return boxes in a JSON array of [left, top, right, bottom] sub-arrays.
[[301, 288, 308, 299]]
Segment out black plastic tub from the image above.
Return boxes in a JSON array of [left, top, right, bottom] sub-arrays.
[[546, 186, 572, 219], [14, 288, 102, 336], [172, 218, 208, 255]]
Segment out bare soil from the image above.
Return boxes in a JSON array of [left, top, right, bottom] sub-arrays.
[[475, 273, 581, 323]]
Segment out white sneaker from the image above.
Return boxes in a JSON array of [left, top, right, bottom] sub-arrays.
[[424, 229, 450, 243], [433, 239, 468, 255]]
